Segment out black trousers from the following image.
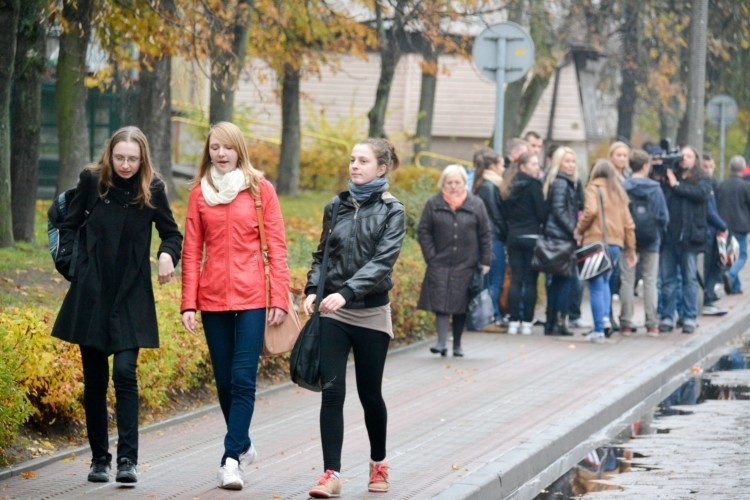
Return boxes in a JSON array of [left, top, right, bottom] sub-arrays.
[[507, 237, 540, 322], [80, 346, 139, 464], [318, 317, 390, 472]]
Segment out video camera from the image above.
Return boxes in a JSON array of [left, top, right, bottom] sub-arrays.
[[649, 139, 682, 178]]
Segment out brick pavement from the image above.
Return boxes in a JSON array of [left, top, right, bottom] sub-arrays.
[[1, 273, 749, 499]]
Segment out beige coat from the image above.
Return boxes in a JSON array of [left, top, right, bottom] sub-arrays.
[[576, 177, 636, 260]]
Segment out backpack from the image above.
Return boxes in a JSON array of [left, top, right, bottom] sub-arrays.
[[627, 190, 660, 249], [47, 187, 96, 281]]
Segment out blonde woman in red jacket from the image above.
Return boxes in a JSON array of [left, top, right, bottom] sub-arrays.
[[180, 122, 290, 491]]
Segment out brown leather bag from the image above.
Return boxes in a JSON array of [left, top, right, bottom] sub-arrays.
[[254, 198, 302, 357]]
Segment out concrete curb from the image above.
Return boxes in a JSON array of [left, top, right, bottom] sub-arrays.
[[433, 307, 750, 500]]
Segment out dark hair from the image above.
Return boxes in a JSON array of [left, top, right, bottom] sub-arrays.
[[356, 138, 400, 174], [472, 147, 501, 194], [546, 143, 560, 160], [629, 149, 650, 173], [524, 130, 541, 141], [702, 152, 714, 162]]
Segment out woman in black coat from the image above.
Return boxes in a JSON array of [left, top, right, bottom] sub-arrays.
[[418, 164, 492, 357], [500, 153, 547, 335], [541, 146, 580, 336], [52, 127, 183, 485]]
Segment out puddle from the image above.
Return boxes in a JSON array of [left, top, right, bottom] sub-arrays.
[[535, 339, 750, 499]]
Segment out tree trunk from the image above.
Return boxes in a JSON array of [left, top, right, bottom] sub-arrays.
[[414, 40, 438, 156], [0, 0, 19, 248], [615, 0, 639, 143], [55, 0, 93, 196], [367, 1, 402, 139], [209, 0, 252, 125], [11, 0, 45, 242], [276, 63, 300, 196], [138, 54, 176, 199], [683, 0, 708, 150]]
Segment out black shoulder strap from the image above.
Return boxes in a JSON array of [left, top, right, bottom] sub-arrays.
[[313, 198, 341, 311]]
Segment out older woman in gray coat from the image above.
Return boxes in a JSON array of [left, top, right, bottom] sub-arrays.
[[417, 164, 492, 357]]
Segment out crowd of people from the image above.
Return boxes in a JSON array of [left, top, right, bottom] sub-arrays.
[[52, 123, 747, 496], [418, 133, 750, 351]]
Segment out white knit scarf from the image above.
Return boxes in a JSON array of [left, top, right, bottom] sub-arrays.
[[201, 166, 247, 206], [482, 169, 503, 189]]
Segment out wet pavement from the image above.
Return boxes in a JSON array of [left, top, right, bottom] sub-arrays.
[[2, 272, 750, 499]]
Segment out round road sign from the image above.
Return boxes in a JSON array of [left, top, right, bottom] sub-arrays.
[[472, 22, 535, 83], [707, 95, 738, 126]]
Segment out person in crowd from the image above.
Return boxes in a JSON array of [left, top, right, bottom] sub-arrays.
[[501, 153, 547, 334], [574, 159, 636, 343], [700, 153, 729, 315], [524, 130, 544, 158], [52, 126, 182, 485], [505, 137, 529, 169], [609, 141, 631, 180], [658, 145, 712, 334], [619, 149, 669, 336], [419, 164, 491, 354], [303, 138, 406, 498], [472, 147, 507, 331], [717, 155, 750, 295], [541, 147, 580, 336], [181, 122, 290, 490]]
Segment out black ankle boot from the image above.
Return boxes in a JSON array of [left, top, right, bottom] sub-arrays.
[[544, 310, 557, 335], [554, 312, 573, 336]]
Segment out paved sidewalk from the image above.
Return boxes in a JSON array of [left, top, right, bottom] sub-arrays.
[[1, 275, 749, 499]]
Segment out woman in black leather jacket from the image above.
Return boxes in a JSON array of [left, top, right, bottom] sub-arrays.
[[541, 146, 580, 335], [303, 138, 406, 498]]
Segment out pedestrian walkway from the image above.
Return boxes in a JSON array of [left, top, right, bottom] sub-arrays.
[[1, 276, 749, 499]]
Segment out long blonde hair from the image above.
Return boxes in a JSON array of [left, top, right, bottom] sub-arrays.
[[86, 126, 157, 208], [194, 121, 263, 198], [543, 146, 577, 199]]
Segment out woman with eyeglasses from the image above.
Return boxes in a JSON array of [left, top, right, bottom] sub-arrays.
[[52, 126, 183, 486]]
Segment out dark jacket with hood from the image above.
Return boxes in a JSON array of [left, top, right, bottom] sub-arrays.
[[503, 171, 547, 244], [662, 168, 712, 252], [417, 193, 492, 314], [717, 175, 750, 234], [475, 179, 506, 242], [305, 188, 406, 309], [622, 176, 669, 253], [52, 169, 183, 354]]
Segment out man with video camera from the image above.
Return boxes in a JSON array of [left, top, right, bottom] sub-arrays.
[[656, 145, 712, 334]]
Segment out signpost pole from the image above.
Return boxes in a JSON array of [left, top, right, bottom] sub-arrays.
[[719, 102, 726, 181], [494, 36, 507, 152]]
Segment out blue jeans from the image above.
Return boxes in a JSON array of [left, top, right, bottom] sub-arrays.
[[548, 275, 575, 314], [202, 309, 265, 465], [727, 232, 748, 293], [488, 238, 507, 319], [660, 244, 699, 325], [588, 245, 620, 333]]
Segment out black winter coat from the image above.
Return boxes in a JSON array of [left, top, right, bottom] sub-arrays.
[[663, 170, 712, 252], [717, 175, 750, 234], [417, 193, 492, 314], [52, 169, 183, 353], [543, 174, 578, 242], [503, 172, 547, 243], [305, 189, 406, 309], [475, 180, 506, 241]]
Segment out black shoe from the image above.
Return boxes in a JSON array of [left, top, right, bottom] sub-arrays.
[[659, 323, 674, 333], [723, 272, 733, 295], [429, 346, 447, 357], [553, 313, 573, 336], [116, 457, 138, 485], [87, 457, 111, 483], [453, 346, 464, 357], [682, 324, 696, 334]]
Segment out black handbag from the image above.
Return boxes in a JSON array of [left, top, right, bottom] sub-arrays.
[[531, 237, 577, 276], [289, 198, 340, 392]]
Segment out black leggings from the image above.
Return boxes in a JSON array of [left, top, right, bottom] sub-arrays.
[[80, 346, 140, 463], [319, 317, 391, 472]]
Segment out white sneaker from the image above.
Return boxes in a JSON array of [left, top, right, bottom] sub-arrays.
[[508, 321, 520, 335], [521, 321, 533, 335], [568, 318, 591, 329], [239, 443, 257, 472], [218, 458, 243, 490], [585, 332, 606, 344]]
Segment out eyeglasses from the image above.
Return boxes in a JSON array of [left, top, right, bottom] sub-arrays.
[[113, 155, 141, 165]]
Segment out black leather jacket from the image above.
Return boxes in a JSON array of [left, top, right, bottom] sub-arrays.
[[544, 173, 579, 242], [305, 189, 406, 308]]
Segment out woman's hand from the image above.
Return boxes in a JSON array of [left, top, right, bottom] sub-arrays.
[[481, 265, 490, 275], [574, 229, 583, 246], [320, 293, 345, 314], [267, 307, 287, 326], [626, 254, 638, 268], [182, 311, 197, 333], [304, 294, 316, 314], [158, 253, 175, 285], [665, 168, 678, 187]]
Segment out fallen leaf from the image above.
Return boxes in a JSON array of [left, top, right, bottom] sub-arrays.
[[20, 471, 37, 479]]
